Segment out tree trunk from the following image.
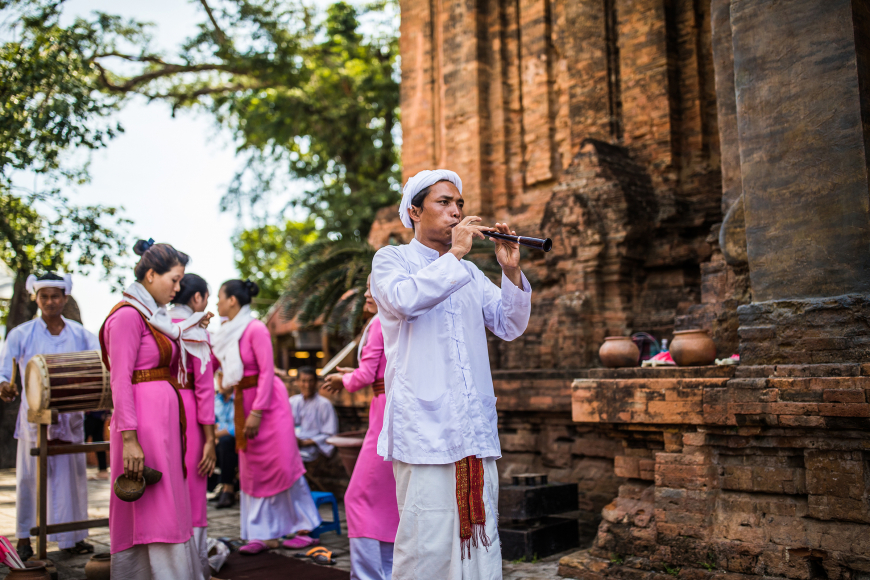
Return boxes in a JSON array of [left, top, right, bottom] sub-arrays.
[[0, 270, 36, 468]]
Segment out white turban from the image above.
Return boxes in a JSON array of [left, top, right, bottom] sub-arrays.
[[399, 169, 463, 229], [25, 273, 72, 296]]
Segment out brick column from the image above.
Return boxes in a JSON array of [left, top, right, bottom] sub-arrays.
[[731, 0, 870, 364]]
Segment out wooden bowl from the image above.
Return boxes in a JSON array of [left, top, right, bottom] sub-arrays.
[[143, 466, 162, 485], [114, 475, 146, 502]]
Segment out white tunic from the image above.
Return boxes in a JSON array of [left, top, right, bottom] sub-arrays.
[[0, 317, 99, 547], [289, 393, 338, 461], [371, 239, 532, 464]]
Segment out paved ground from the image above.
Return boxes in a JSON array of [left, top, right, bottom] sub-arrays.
[[0, 467, 566, 579]]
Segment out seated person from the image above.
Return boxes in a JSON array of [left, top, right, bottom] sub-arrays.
[[289, 366, 338, 462], [213, 370, 238, 509]]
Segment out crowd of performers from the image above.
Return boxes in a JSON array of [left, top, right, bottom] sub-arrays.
[[0, 167, 533, 580]]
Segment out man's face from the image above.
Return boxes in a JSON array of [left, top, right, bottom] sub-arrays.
[[36, 287, 68, 318], [298, 373, 318, 399], [412, 181, 464, 246]]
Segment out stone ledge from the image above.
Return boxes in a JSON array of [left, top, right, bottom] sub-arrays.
[[572, 366, 870, 428]]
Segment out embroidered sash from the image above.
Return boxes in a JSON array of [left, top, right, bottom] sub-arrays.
[[455, 456, 491, 559]]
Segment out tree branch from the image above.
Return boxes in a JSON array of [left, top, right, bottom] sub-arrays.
[[92, 60, 252, 93], [198, 0, 228, 46]]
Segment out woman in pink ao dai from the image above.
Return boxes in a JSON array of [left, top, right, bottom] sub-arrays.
[[213, 279, 321, 555], [324, 276, 399, 580], [101, 240, 213, 580]]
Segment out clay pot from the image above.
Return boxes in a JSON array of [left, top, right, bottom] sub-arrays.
[[143, 466, 162, 485], [84, 553, 111, 580], [6, 561, 51, 580], [326, 430, 366, 477], [599, 337, 640, 368], [670, 329, 717, 366], [114, 474, 146, 502]]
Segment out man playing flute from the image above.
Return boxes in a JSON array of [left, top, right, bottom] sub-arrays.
[[371, 169, 532, 580]]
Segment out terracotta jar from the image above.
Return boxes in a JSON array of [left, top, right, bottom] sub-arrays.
[[6, 561, 51, 580], [85, 553, 111, 580], [599, 337, 640, 368], [670, 329, 717, 366]]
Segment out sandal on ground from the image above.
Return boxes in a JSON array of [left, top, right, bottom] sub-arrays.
[[63, 540, 94, 555], [16, 543, 33, 562], [239, 540, 270, 555], [293, 546, 336, 565], [282, 535, 318, 550]]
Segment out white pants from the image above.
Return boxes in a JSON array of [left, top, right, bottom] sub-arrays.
[[110, 538, 203, 580], [392, 459, 501, 580], [16, 428, 89, 548], [240, 475, 322, 540], [192, 527, 209, 580], [350, 537, 394, 580]]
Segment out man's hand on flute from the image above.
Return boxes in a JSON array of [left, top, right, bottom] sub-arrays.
[[492, 222, 523, 288]]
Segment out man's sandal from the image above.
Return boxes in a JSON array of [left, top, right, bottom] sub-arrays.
[[63, 540, 95, 555]]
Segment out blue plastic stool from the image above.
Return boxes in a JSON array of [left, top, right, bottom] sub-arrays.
[[309, 491, 341, 538]]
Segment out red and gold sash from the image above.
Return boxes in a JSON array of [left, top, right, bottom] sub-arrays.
[[455, 456, 491, 559]]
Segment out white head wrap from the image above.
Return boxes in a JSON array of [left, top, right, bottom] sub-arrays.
[[25, 273, 72, 296], [399, 169, 463, 229]]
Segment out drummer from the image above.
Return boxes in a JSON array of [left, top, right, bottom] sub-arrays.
[[0, 273, 99, 562]]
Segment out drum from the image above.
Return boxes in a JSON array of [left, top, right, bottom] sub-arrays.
[[25, 351, 111, 414]]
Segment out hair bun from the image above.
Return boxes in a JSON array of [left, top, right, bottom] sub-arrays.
[[244, 279, 260, 298], [133, 238, 156, 256]]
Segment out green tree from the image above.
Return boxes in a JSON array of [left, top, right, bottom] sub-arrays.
[[233, 219, 316, 307], [0, 0, 136, 332], [92, 0, 401, 241]]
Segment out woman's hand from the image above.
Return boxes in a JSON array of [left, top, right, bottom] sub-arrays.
[[198, 312, 214, 329], [321, 372, 347, 394], [198, 439, 217, 477], [244, 412, 262, 440], [122, 430, 145, 480]]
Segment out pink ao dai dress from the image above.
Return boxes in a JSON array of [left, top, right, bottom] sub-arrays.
[[171, 316, 215, 579], [103, 306, 203, 580], [342, 316, 399, 580], [236, 319, 321, 540]]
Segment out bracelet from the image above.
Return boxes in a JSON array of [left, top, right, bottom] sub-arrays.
[[250, 410, 263, 418]]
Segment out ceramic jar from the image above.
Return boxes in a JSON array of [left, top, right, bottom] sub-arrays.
[[599, 337, 640, 368], [6, 561, 51, 580], [670, 329, 717, 366], [84, 553, 111, 580]]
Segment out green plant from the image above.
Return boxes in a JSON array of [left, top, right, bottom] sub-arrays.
[[610, 554, 624, 565], [665, 565, 681, 577], [511, 556, 526, 564]]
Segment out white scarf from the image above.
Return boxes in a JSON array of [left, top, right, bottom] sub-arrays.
[[26, 273, 73, 295], [212, 304, 255, 388], [121, 282, 211, 380], [358, 315, 379, 360]]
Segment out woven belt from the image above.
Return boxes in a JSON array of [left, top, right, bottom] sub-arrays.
[[372, 379, 385, 396], [234, 374, 260, 452], [132, 367, 172, 384]]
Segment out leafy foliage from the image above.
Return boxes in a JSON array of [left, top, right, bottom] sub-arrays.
[[92, 0, 401, 241], [0, 0, 134, 329], [233, 219, 317, 304], [279, 237, 375, 337]]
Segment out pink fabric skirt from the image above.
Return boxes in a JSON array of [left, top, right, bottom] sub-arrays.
[[180, 389, 207, 528], [109, 379, 192, 553], [238, 375, 305, 497], [345, 394, 399, 542]]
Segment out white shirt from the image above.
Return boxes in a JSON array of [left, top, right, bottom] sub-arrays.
[[371, 238, 532, 464], [0, 317, 100, 442], [289, 393, 338, 461]]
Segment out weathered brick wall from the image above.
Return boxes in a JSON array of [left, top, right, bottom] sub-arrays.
[[376, 0, 738, 371]]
